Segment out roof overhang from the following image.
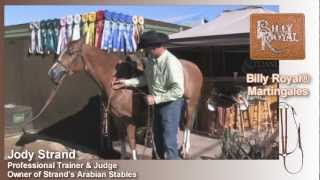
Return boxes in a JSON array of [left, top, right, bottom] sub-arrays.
[[168, 33, 249, 48]]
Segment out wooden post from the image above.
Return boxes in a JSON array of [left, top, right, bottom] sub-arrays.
[[257, 101, 261, 133]]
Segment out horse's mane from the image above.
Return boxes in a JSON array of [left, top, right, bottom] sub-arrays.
[[68, 40, 145, 81]]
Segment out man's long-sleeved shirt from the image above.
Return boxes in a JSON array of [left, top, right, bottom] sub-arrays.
[[123, 50, 184, 104]]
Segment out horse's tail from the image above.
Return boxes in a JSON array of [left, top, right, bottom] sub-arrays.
[[179, 97, 189, 130]]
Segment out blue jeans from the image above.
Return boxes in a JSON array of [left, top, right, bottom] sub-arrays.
[[152, 98, 184, 160]]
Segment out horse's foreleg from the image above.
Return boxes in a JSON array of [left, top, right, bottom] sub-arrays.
[[127, 124, 137, 160], [182, 128, 191, 158]]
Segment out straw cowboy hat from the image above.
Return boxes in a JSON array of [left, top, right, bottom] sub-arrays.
[[138, 30, 169, 49]]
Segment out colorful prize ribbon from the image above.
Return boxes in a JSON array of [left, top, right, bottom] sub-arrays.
[[86, 12, 96, 46], [72, 14, 81, 41], [81, 13, 89, 39], [57, 17, 67, 54], [66, 15, 74, 42], [101, 10, 112, 50], [95, 10, 105, 48]]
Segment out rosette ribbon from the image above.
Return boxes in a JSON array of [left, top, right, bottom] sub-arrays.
[[86, 12, 96, 46], [95, 10, 105, 48], [81, 13, 89, 37], [101, 10, 113, 51], [57, 17, 68, 54], [66, 15, 74, 42], [72, 14, 81, 41]]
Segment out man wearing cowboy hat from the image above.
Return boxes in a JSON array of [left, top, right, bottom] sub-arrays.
[[114, 30, 184, 160]]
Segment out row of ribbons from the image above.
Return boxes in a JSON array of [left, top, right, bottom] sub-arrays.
[[28, 10, 145, 55]]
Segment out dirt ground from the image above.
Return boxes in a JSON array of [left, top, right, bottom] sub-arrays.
[[4, 130, 223, 160]]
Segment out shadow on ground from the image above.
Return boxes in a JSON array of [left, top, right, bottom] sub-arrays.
[[15, 95, 120, 158]]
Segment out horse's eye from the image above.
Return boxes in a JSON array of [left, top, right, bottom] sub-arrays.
[[67, 51, 74, 56]]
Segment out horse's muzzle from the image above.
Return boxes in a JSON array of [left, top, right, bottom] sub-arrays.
[[48, 63, 66, 84]]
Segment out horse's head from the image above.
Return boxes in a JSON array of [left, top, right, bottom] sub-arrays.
[[48, 38, 85, 84]]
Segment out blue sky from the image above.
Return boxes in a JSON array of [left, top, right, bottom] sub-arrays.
[[5, 5, 278, 27]]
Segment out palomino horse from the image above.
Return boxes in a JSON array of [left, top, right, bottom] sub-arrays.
[[48, 38, 203, 159]]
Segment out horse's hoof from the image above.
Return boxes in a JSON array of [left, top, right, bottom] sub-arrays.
[[179, 147, 191, 159], [183, 154, 192, 160]]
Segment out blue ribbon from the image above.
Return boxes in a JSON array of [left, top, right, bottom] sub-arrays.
[[125, 15, 134, 53], [99, 10, 139, 53], [111, 12, 120, 52], [117, 13, 126, 52], [101, 10, 112, 50]]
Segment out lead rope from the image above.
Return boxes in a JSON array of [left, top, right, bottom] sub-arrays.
[[103, 79, 160, 160], [143, 105, 160, 159], [104, 78, 115, 129], [279, 102, 304, 174], [131, 90, 160, 160], [21, 74, 66, 134]]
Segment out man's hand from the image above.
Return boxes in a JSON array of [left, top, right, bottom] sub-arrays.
[[113, 79, 126, 90], [145, 95, 155, 105]]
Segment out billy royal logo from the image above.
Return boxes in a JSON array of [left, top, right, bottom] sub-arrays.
[[256, 19, 299, 54]]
